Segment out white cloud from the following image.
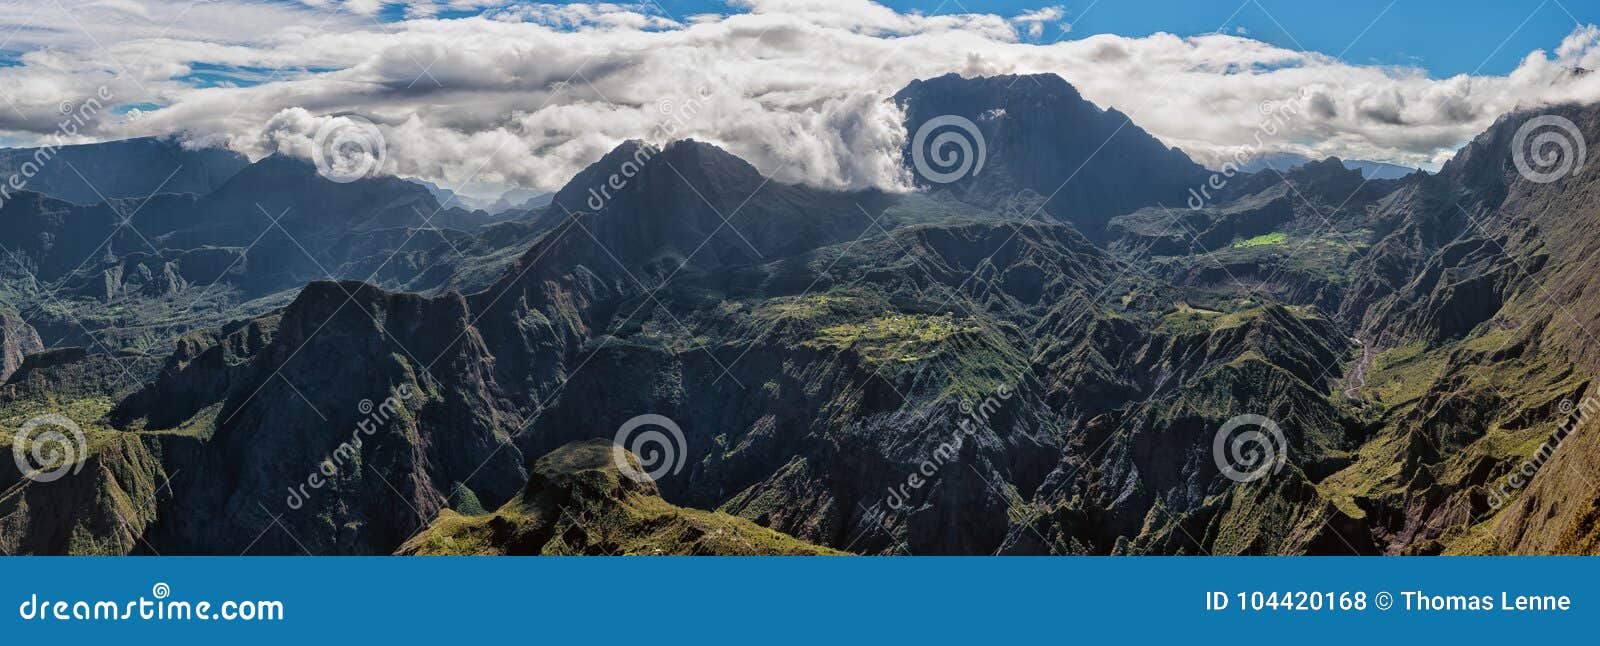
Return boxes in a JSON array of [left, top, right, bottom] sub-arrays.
[[486, 2, 681, 29], [1012, 6, 1064, 40], [2, 1, 1600, 193]]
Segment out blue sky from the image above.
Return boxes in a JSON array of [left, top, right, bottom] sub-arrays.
[[613, 0, 1590, 77]]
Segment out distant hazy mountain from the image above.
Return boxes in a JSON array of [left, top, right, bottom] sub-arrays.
[[0, 137, 247, 204], [405, 178, 553, 216], [488, 188, 553, 215], [405, 177, 466, 209], [1239, 151, 1419, 180], [0, 150, 540, 355], [2, 154, 486, 290]]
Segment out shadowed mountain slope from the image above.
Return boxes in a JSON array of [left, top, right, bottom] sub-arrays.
[[895, 73, 1209, 240]]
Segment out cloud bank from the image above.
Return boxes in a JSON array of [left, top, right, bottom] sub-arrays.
[[3, 1, 1600, 194]]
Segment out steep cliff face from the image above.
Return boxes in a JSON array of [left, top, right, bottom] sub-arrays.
[[142, 281, 528, 554], [1460, 104, 1600, 555], [1004, 302, 1367, 555], [0, 311, 43, 383], [0, 349, 167, 555], [0, 137, 247, 206], [110, 315, 281, 433], [0, 432, 166, 556]]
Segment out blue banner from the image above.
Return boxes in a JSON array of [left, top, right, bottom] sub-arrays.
[[2, 557, 1592, 643]]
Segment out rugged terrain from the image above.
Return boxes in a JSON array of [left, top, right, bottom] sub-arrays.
[[2, 74, 1599, 555], [399, 440, 841, 556]]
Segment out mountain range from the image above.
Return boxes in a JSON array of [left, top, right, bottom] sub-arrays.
[[1239, 152, 1419, 180], [2, 73, 1599, 556]]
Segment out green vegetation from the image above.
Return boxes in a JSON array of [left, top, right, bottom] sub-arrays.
[[402, 441, 842, 556], [1365, 342, 1446, 405], [1159, 301, 1228, 334], [449, 482, 489, 516], [1157, 301, 1299, 335], [807, 313, 980, 364], [757, 293, 858, 320], [1233, 231, 1287, 248], [0, 395, 169, 555]]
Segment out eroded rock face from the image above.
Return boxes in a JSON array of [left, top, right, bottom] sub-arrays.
[[145, 281, 529, 555], [0, 311, 43, 383], [0, 349, 168, 555], [0, 433, 165, 556]]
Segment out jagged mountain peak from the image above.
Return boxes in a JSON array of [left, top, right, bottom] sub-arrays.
[[894, 72, 1208, 240], [1437, 102, 1600, 195], [497, 137, 887, 305], [548, 140, 656, 214], [655, 139, 764, 179], [1239, 152, 1420, 181], [1296, 156, 1352, 173], [897, 72, 1089, 106], [275, 280, 474, 349], [1224, 154, 1369, 200], [548, 138, 765, 218]]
